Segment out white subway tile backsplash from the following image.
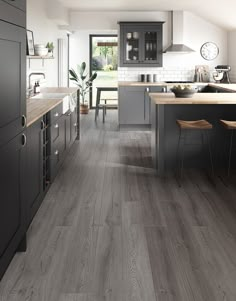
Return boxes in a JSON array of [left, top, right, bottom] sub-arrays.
[[118, 66, 198, 82]]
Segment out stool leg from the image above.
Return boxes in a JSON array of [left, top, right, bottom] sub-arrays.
[[176, 129, 181, 173], [228, 130, 234, 176], [206, 130, 214, 177], [103, 106, 105, 123], [180, 130, 186, 180]]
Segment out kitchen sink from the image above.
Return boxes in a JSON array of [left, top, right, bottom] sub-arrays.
[[32, 93, 68, 99]]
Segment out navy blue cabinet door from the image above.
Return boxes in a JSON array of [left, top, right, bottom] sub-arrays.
[[0, 20, 26, 146], [0, 132, 27, 280]]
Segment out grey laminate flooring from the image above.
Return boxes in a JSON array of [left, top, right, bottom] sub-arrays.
[[1, 111, 236, 301]]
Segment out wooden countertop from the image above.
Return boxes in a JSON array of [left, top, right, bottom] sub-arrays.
[[118, 81, 208, 87], [26, 87, 78, 127], [208, 83, 236, 92], [118, 81, 236, 92], [149, 92, 236, 105]]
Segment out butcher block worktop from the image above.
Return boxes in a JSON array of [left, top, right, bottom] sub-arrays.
[[26, 87, 78, 127], [118, 81, 236, 91], [149, 92, 236, 105], [118, 81, 208, 87]]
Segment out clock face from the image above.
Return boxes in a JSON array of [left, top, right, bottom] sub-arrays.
[[200, 42, 219, 60]]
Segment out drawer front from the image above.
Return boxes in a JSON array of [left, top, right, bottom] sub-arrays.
[[2, 0, 26, 11], [50, 116, 66, 180], [50, 115, 65, 144], [49, 103, 63, 125]]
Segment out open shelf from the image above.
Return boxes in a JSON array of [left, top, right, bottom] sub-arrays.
[[27, 55, 54, 59], [27, 55, 54, 68]]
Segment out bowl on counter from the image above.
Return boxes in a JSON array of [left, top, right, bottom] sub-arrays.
[[171, 85, 197, 98]]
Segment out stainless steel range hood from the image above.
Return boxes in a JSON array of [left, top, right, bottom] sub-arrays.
[[163, 11, 195, 53]]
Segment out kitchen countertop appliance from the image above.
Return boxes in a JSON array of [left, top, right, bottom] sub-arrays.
[[213, 65, 231, 83]]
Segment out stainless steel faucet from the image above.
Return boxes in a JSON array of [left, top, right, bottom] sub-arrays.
[[27, 72, 46, 98], [28, 72, 46, 88]]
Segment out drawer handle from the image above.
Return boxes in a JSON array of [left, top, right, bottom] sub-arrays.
[[22, 115, 27, 128], [54, 112, 59, 117], [54, 123, 59, 129], [54, 150, 59, 156], [22, 134, 27, 147]]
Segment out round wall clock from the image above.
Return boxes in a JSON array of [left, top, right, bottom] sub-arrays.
[[200, 42, 219, 60]]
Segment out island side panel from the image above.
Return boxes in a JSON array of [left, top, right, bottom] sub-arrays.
[[151, 102, 166, 176], [163, 104, 236, 171]]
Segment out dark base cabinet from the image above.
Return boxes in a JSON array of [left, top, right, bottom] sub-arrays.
[[26, 119, 44, 226], [0, 132, 27, 280], [119, 85, 165, 125]]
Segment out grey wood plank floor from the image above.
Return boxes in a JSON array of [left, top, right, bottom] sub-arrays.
[[1, 111, 236, 301]]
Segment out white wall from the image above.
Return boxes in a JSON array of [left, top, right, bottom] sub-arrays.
[[69, 10, 228, 82], [27, 0, 68, 88], [228, 31, 236, 82]]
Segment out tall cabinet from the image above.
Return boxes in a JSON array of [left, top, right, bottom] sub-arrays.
[[0, 0, 27, 280], [119, 22, 164, 67]]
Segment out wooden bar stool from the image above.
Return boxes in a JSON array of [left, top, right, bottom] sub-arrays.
[[176, 119, 214, 179], [219, 119, 236, 176]]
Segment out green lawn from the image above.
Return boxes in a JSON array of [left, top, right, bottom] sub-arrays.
[[92, 70, 118, 107]]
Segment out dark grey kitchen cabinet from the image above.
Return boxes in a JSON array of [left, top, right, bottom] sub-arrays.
[[119, 22, 164, 67], [26, 119, 44, 226], [119, 85, 165, 125], [50, 113, 66, 181], [0, 0, 26, 27], [2, 0, 26, 12], [0, 132, 27, 280], [70, 107, 78, 143], [0, 20, 26, 146], [65, 107, 78, 149], [0, 0, 26, 280], [119, 86, 147, 125]]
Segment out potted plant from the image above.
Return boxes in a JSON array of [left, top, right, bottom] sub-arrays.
[[69, 62, 97, 114], [46, 42, 54, 57]]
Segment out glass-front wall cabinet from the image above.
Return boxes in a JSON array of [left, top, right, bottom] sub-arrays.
[[124, 28, 141, 64], [119, 22, 164, 67]]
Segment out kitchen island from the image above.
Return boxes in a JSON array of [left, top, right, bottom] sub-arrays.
[[149, 91, 236, 176]]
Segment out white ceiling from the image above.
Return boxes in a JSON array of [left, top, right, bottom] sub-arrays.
[[58, 0, 236, 30]]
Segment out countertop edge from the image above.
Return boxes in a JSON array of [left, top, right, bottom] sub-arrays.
[[149, 92, 236, 105]]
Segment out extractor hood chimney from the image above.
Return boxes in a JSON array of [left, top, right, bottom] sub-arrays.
[[163, 11, 195, 53]]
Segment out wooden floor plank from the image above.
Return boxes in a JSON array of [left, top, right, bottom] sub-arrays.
[[1, 111, 236, 301]]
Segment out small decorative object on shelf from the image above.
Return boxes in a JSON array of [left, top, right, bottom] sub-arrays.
[[69, 62, 97, 114], [26, 30, 35, 55], [171, 85, 197, 98], [46, 42, 54, 57]]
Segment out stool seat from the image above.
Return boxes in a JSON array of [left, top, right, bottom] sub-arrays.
[[176, 119, 213, 130], [220, 119, 236, 130]]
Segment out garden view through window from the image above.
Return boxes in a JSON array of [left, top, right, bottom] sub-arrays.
[[90, 35, 118, 108]]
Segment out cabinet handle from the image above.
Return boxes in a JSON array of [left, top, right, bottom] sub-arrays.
[[41, 120, 45, 130], [146, 87, 150, 93], [54, 112, 59, 117], [54, 123, 59, 129], [22, 115, 27, 128], [22, 134, 27, 147], [54, 150, 59, 156], [74, 123, 77, 127]]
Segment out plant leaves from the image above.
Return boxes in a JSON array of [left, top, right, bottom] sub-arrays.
[[69, 69, 79, 81], [81, 75, 87, 81]]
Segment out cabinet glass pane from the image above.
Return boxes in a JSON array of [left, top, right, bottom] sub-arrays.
[[125, 31, 140, 62], [144, 31, 157, 62]]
